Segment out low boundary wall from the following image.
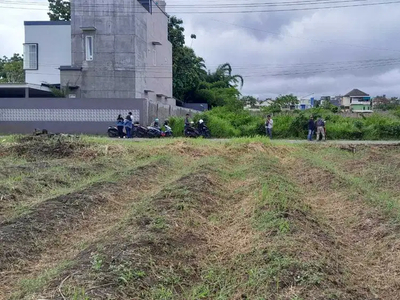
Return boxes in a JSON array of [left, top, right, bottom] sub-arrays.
[[0, 98, 197, 134]]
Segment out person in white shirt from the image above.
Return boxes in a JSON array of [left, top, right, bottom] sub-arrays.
[[265, 115, 273, 139]]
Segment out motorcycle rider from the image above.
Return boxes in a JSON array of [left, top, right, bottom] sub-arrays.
[[153, 118, 160, 128], [184, 114, 190, 135], [198, 119, 205, 135]]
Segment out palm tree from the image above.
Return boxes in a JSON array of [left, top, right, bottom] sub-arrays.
[[206, 63, 244, 89]]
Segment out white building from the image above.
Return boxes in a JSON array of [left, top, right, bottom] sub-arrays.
[[296, 97, 314, 110], [0, 21, 71, 98], [24, 21, 71, 86]]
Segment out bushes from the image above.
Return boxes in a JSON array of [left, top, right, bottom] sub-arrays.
[[171, 108, 400, 140], [169, 117, 185, 137]]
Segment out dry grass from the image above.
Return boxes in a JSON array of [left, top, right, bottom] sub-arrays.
[[1, 137, 400, 299], [286, 154, 400, 300]]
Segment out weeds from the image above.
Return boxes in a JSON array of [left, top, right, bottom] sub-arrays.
[[2, 138, 400, 300], [90, 253, 103, 271]]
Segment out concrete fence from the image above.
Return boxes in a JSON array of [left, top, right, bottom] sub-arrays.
[[0, 98, 197, 134]]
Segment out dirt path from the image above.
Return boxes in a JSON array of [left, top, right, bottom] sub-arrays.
[[288, 159, 400, 299]]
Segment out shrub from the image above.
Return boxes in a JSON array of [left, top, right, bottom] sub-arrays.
[[170, 108, 400, 139], [169, 117, 185, 137]]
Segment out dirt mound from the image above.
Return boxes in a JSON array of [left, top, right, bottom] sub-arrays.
[[10, 135, 93, 160], [39, 170, 224, 299], [0, 183, 111, 272]]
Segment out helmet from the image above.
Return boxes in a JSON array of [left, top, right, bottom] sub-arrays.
[[199, 119, 204, 124], [155, 118, 159, 122], [190, 121, 194, 124]]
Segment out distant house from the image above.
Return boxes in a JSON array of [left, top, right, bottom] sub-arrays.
[[330, 96, 341, 107], [342, 89, 372, 112], [372, 95, 390, 108], [296, 97, 314, 110]]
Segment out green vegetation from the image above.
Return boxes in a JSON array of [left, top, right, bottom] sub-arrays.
[[170, 105, 400, 139], [0, 54, 24, 83], [47, 0, 71, 21], [1, 136, 400, 299], [169, 16, 246, 107]]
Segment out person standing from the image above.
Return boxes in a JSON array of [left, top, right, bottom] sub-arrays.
[[117, 114, 124, 138], [307, 116, 316, 141], [184, 114, 190, 135], [124, 114, 133, 138], [315, 117, 325, 141], [265, 115, 273, 139]]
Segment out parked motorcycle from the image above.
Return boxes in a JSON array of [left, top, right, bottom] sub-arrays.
[[108, 126, 125, 138], [132, 123, 148, 138], [163, 124, 173, 137], [184, 120, 211, 138], [198, 124, 211, 138], [146, 125, 162, 138]]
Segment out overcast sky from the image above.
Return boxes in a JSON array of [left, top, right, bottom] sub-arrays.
[[1, 0, 400, 98]]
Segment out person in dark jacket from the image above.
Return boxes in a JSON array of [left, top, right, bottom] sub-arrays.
[[117, 114, 124, 138], [184, 114, 190, 135], [307, 116, 315, 141], [124, 115, 133, 138]]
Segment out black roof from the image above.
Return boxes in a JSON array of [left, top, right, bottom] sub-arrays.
[[344, 89, 369, 97]]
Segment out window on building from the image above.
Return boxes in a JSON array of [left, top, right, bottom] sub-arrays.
[[153, 49, 157, 66], [23, 43, 38, 70], [85, 36, 94, 61], [138, 0, 152, 13]]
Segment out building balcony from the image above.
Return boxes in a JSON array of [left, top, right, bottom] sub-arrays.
[[351, 100, 371, 105]]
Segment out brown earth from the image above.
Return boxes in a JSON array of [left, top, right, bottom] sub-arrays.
[[1, 138, 400, 300]]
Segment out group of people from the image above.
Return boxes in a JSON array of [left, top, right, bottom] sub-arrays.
[[307, 116, 326, 141], [184, 113, 207, 135], [264, 115, 326, 141], [117, 113, 133, 138], [116, 112, 161, 138]]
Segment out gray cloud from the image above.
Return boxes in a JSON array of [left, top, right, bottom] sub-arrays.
[[2, 0, 400, 98], [176, 3, 400, 98]]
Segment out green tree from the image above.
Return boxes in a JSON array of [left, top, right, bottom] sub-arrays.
[[48, 0, 71, 21], [0, 54, 24, 83], [168, 16, 185, 52], [275, 94, 299, 109], [241, 95, 257, 107], [205, 63, 244, 89], [168, 16, 207, 101], [261, 103, 282, 114], [172, 46, 207, 101]]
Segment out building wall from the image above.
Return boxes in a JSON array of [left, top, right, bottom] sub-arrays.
[[0, 98, 195, 134], [143, 1, 173, 105], [351, 104, 372, 111], [24, 21, 71, 85], [66, 0, 172, 100], [342, 96, 351, 107]]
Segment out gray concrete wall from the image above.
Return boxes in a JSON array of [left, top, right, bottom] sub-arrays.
[[0, 98, 146, 134], [146, 101, 198, 126], [0, 98, 197, 134], [66, 0, 172, 101], [69, 0, 141, 98], [142, 1, 173, 105], [25, 22, 71, 85]]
